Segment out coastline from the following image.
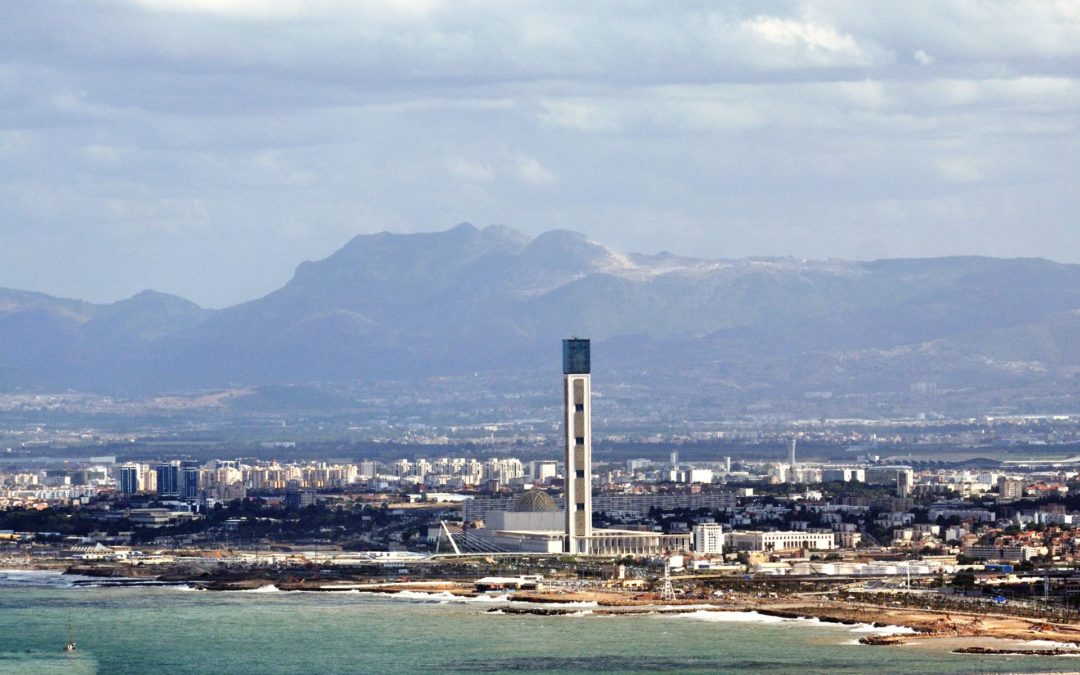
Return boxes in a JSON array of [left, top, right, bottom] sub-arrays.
[[10, 562, 1080, 656]]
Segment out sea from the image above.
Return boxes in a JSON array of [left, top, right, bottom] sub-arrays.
[[1, 570, 1078, 674]]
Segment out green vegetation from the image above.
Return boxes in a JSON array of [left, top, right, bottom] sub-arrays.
[[0, 507, 107, 537]]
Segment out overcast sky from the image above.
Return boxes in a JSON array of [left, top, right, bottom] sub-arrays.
[[2, 1, 1079, 308]]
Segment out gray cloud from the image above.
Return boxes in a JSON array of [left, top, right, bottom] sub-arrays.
[[1, 0, 1078, 307]]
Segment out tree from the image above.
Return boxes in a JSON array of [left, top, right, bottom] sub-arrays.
[[952, 570, 977, 590]]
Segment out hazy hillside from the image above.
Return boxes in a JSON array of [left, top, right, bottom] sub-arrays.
[[2, 224, 1078, 413], [0, 288, 211, 390]]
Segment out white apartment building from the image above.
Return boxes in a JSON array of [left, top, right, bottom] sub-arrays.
[[692, 523, 725, 554], [729, 530, 836, 552]]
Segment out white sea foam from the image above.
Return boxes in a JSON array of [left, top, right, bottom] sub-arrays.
[[0, 570, 104, 589], [849, 623, 916, 636], [387, 590, 511, 603], [542, 600, 598, 609], [668, 610, 787, 624], [461, 593, 511, 603], [1025, 639, 1077, 650], [239, 584, 281, 593], [172, 584, 206, 592], [390, 590, 455, 600], [669, 610, 915, 638]]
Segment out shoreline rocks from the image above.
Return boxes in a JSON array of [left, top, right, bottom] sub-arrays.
[[953, 646, 1080, 656]]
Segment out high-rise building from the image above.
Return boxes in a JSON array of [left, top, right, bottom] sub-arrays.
[[285, 480, 316, 509], [896, 469, 914, 498], [563, 338, 591, 554], [998, 476, 1025, 502], [156, 462, 180, 498], [181, 461, 200, 501], [118, 465, 141, 495], [140, 466, 157, 493], [358, 461, 378, 479], [530, 460, 558, 482]]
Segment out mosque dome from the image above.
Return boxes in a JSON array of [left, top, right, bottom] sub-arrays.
[[513, 491, 557, 512]]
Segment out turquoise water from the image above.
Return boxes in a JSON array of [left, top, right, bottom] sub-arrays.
[[1, 570, 1077, 674]]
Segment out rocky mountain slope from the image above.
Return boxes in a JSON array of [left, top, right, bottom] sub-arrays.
[[2, 224, 1078, 411]]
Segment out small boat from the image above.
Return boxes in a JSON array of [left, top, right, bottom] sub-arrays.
[[63, 621, 76, 652]]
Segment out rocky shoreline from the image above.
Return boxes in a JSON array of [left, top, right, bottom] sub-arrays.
[[952, 646, 1079, 656], [490, 604, 1080, 656], [52, 562, 1080, 652]]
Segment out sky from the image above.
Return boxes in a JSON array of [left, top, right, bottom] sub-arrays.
[[2, 0, 1079, 308]]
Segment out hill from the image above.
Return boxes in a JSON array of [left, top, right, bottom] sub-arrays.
[[2, 224, 1078, 415]]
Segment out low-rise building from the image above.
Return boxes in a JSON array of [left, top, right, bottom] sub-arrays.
[[729, 530, 836, 552]]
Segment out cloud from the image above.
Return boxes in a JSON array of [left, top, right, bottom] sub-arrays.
[[128, 0, 307, 18], [539, 99, 622, 133], [1, 0, 1080, 306], [515, 157, 556, 187], [446, 158, 494, 182], [741, 16, 861, 54], [126, 0, 444, 20], [935, 156, 985, 184]]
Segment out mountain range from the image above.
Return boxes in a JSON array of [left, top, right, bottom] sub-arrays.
[[3, 223, 1079, 414]]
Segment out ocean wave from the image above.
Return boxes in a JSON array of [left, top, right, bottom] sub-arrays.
[[387, 590, 512, 603], [668, 610, 787, 624], [849, 624, 916, 635], [464, 594, 511, 603], [237, 584, 281, 593], [0, 569, 98, 589], [1025, 639, 1078, 650], [536, 600, 599, 609], [668, 610, 915, 637], [389, 590, 458, 601]]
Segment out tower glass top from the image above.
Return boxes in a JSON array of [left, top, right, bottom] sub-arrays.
[[562, 338, 590, 374]]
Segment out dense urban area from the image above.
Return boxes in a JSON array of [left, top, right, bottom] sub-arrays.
[[6, 412, 1080, 612]]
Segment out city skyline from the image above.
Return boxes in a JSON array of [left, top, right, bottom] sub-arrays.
[[5, 2, 1080, 668]]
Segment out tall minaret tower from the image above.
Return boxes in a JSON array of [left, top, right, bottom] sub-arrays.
[[563, 338, 592, 554]]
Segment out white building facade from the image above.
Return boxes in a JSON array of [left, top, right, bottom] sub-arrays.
[[692, 523, 725, 554], [729, 530, 836, 552]]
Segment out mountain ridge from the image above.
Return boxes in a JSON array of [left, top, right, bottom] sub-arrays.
[[1, 224, 1078, 415]]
